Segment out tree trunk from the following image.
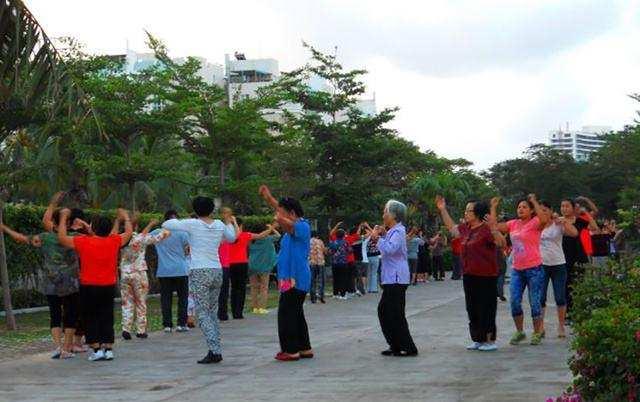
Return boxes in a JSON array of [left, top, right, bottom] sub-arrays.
[[129, 181, 136, 212], [0, 200, 17, 330]]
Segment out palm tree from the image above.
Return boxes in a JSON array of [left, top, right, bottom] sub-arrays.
[[0, 0, 90, 329]]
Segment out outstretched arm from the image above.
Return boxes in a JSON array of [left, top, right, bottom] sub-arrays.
[[259, 185, 279, 210], [42, 191, 65, 232], [0, 224, 31, 245], [57, 209, 76, 249], [528, 194, 548, 229], [435, 195, 459, 237], [329, 221, 343, 238], [117, 209, 134, 247], [141, 219, 159, 236], [490, 197, 509, 233]]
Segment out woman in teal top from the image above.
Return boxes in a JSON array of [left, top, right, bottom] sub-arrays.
[[248, 223, 280, 314]]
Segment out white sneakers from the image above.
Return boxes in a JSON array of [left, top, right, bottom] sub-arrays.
[[478, 343, 497, 352], [466, 342, 482, 350], [104, 350, 114, 360], [176, 326, 189, 332], [88, 349, 105, 361], [164, 327, 172, 333], [87, 349, 114, 361], [467, 342, 498, 352]]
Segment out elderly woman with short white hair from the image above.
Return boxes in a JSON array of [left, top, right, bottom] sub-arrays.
[[370, 199, 418, 357]]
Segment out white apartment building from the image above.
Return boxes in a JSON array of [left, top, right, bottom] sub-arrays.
[[548, 125, 610, 161], [124, 50, 225, 86], [117, 50, 376, 118]]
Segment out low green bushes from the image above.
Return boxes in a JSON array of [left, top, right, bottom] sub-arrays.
[[566, 257, 640, 401]]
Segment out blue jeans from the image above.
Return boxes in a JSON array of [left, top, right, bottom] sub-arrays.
[[367, 256, 380, 293], [541, 264, 567, 307], [510, 265, 544, 320]]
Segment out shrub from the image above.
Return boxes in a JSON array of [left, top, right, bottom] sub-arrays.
[[569, 302, 640, 401], [568, 256, 640, 401]]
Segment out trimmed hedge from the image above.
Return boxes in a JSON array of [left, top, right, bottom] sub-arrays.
[[1, 203, 272, 309]]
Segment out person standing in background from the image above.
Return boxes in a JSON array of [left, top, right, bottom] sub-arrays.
[[248, 223, 281, 314], [119, 215, 169, 340], [228, 218, 275, 319], [407, 227, 424, 285], [450, 234, 463, 280], [309, 232, 327, 303], [154, 210, 191, 333], [430, 232, 447, 281]]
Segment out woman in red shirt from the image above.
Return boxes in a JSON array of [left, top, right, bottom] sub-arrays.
[[228, 217, 275, 319], [436, 196, 506, 352], [58, 208, 133, 362]]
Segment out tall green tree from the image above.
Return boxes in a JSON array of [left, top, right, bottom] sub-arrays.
[[272, 43, 442, 222], [147, 34, 278, 213], [483, 144, 588, 213]]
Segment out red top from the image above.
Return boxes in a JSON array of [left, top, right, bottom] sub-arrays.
[[229, 231, 252, 265], [451, 237, 462, 255], [578, 213, 593, 256], [73, 234, 122, 286], [219, 242, 231, 269], [345, 233, 360, 264], [458, 223, 498, 277]]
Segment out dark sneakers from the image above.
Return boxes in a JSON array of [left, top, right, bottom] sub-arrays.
[[122, 331, 132, 340], [136, 333, 148, 339], [197, 351, 223, 364], [381, 349, 418, 357]]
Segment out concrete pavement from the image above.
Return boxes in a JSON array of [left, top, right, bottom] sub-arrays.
[[0, 279, 571, 402]]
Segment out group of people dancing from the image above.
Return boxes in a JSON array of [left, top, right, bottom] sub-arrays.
[[2, 184, 618, 364], [436, 193, 604, 351]]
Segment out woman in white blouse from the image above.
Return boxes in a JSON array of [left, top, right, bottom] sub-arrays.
[[162, 196, 238, 364]]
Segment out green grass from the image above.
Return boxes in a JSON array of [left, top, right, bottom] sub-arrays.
[[0, 285, 291, 349]]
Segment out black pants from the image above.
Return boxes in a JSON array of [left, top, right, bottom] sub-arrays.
[[332, 264, 348, 296], [463, 275, 498, 343], [218, 268, 231, 319], [432, 255, 445, 279], [378, 284, 417, 353], [80, 285, 115, 345], [278, 289, 311, 354], [230, 263, 249, 318], [47, 293, 79, 329], [346, 262, 356, 293], [159, 276, 189, 328]]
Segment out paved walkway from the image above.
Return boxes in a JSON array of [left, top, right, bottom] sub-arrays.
[[0, 280, 571, 401]]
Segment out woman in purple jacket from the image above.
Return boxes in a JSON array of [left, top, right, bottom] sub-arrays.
[[370, 199, 418, 357]]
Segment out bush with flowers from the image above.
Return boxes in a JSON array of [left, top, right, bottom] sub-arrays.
[[563, 256, 640, 401]]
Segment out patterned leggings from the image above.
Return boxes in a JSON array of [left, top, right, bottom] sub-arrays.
[[189, 268, 223, 354], [120, 271, 149, 333]]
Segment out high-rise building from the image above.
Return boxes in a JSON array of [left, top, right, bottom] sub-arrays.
[[548, 125, 610, 161]]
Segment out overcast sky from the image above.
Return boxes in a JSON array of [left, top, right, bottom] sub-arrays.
[[27, 0, 640, 169]]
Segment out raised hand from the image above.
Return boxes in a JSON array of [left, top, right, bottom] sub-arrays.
[[59, 208, 71, 219], [116, 208, 129, 221], [258, 185, 271, 198], [50, 191, 66, 206], [527, 193, 538, 203], [490, 196, 501, 209], [435, 195, 446, 211]]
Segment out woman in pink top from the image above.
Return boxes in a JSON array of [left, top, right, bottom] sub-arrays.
[[492, 194, 548, 346]]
